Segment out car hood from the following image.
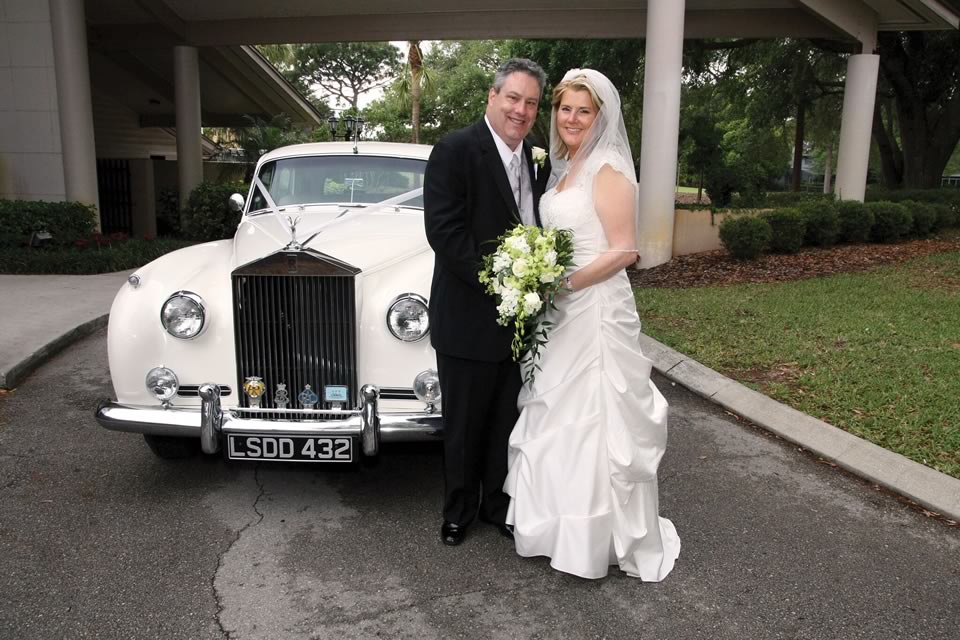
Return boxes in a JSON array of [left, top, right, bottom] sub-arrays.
[[232, 208, 431, 273]]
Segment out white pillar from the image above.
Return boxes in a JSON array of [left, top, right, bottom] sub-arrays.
[[835, 54, 879, 202], [636, 0, 685, 267], [49, 0, 100, 220], [174, 45, 203, 212]]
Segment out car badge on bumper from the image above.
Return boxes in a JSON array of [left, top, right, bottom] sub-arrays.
[[243, 376, 266, 407], [274, 383, 290, 409], [298, 384, 319, 409]]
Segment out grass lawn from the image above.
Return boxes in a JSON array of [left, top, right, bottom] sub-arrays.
[[675, 186, 699, 194], [635, 251, 960, 478]]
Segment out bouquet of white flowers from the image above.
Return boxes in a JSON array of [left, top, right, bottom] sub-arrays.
[[479, 224, 575, 385]]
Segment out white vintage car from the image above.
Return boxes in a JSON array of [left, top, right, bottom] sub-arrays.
[[96, 142, 442, 463]]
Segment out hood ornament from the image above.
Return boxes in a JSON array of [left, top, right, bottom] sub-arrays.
[[284, 215, 302, 250], [243, 376, 266, 408]]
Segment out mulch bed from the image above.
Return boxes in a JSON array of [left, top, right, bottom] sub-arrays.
[[629, 237, 960, 288]]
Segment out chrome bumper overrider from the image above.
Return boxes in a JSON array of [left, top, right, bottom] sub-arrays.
[[95, 383, 442, 456]]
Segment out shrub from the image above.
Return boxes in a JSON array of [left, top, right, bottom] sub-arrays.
[[929, 203, 957, 230], [866, 187, 960, 211], [703, 165, 740, 208], [0, 238, 195, 274], [156, 188, 181, 237], [719, 215, 772, 260], [902, 201, 937, 237], [835, 200, 874, 243], [0, 199, 98, 248], [867, 202, 913, 243], [182, 181, 248, 242], [763, 191, 833, 209], [762, 208, 806, 253], [797, 201, 840, 247]]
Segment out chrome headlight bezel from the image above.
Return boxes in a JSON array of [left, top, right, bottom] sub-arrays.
[[386, 293, 430, 343], [413, 369, 441, 404], [160, 291, 207, 339]]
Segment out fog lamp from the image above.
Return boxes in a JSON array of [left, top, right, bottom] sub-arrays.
[[146, 366, 179, 402], [413, 369, 441, 404]]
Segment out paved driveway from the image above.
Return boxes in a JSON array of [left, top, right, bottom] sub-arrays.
[[1, 330, 958, 639]]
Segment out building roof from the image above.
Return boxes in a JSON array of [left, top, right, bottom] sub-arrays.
[[88, 44, 324, 128], [84, 1, 959, 46]]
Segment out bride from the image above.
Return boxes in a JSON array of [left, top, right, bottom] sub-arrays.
[[504, 68, 681, 580]]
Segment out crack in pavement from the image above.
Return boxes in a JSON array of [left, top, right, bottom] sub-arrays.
[[213, 464, 265, 639]]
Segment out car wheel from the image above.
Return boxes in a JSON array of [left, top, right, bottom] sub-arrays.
[[143, 434, 201, 459]]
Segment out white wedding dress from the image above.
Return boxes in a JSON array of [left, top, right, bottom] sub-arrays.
[[504, 153, 681, 580]]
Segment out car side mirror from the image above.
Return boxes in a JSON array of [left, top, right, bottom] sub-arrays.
[[228, 193, 245, 213]]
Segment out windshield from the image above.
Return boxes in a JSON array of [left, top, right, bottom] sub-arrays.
[[248, 155, 426, 212]]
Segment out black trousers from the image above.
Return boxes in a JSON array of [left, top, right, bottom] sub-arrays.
[[436, 352, 522, 526]]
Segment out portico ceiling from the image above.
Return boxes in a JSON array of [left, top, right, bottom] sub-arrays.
[[84, 0, 959, 49]]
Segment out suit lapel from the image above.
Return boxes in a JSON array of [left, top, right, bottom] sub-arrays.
[[475, 121, 521, 225]]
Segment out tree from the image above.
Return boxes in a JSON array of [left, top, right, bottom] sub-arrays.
[[873, 31, 960, 189], [364, 41, 504, 145], [235, 114, 309, 178], [395, 41, 434, 143], [291, 42, 402, 111]]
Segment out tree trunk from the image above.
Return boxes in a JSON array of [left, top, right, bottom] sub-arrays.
[[697, 169, 703, 204], [823, 140, 833, 194], [872, 100, 902, 188], [408, 41, 423, 144], [792, 101, 806, 192]]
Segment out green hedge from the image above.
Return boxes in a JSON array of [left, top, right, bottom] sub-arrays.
[[902, 201, 937, 237], [0, 199, 98, 248], [865, 188, 960, 212], [0, 238, 195, 274], [797, 201, 840, 247], [719, 215, 772, 260], [835, 201, 874, 243], [867, 202, 913, 243], [182, 181, 248, 242], [763, 208, 807, 254]]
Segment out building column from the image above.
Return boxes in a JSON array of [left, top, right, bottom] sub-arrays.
[[174, 45, 203, 214], [49, 0, 100, 221], [834, 54, 880, 202], [636, 0, 685, 267]]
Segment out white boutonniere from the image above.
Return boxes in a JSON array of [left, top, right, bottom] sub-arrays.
[[531, 146, 547, 179]]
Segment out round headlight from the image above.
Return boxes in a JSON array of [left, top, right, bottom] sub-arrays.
[[161, 291, 206, 339], [386, 293, 429, 342], [145, 366, 179, 402], [413, 369, 441, 404]]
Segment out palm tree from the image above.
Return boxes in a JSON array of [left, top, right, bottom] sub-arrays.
[[397, 41, 433, 143]]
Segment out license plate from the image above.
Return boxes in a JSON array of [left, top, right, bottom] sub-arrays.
[[226, 434, 354, 463]]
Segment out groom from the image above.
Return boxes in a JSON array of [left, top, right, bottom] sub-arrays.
[[423, 58, 550, 546]]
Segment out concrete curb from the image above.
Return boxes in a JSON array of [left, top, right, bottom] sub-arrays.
[[0, 314, 109, 390], [640, 334, 960, 523]]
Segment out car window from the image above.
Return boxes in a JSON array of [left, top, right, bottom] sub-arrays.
[[248, 155, 426, 212]]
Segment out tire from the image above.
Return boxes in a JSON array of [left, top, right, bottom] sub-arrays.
[[143, 434, 201, 459]]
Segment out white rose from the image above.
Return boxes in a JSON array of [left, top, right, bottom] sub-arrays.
[[505, 236, 531, 254], [539, 272, 556, 284], [543, 250, 557, 266], [512, 258, 529, 277], [522, 292, 543, 315], [531, 146, 547, 166]]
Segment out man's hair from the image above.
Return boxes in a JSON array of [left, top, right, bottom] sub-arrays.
[[492, 58, 547, 93]]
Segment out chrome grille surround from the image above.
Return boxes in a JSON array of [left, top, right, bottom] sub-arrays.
[[232, 249, 361, 420]]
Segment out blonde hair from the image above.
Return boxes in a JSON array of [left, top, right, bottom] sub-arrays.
[[550, 76, 603, 158]]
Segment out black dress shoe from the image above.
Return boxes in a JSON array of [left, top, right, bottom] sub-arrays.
[[441, 521, 466, 546]]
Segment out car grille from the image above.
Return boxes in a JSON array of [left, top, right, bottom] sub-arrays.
[[232, 249, 360, 419]]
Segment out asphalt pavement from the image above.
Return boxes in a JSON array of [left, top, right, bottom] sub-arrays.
[[0, 330, 957, 639]]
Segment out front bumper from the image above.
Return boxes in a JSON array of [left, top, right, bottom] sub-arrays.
[[95, 384, 442, 456]]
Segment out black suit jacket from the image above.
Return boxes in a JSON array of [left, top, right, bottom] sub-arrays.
[[423, 120, 551, 362]]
